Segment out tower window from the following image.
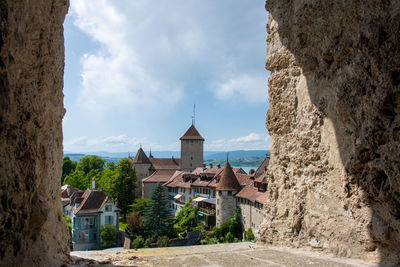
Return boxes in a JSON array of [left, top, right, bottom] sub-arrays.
[[228, 191, 232, 196]]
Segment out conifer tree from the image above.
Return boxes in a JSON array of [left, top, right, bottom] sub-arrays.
[[144, 183, 171, 235]]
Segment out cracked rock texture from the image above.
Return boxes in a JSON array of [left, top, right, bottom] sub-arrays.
[[259, 0, 400, 264], [0, 0, 69, 266]]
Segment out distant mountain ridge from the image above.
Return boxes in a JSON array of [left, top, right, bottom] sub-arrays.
[[64, 150, 269, 162]]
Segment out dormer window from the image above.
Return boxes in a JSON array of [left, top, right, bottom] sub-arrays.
[[105, 204, 112, 211]]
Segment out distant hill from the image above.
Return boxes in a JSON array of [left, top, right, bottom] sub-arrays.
[[64, 150, 270, 164]]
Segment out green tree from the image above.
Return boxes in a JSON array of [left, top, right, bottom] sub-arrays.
[[129, 198, 151, 216], [100, 225, 119, 248], [97, 168, 118, 197], [174, 204, 198, 233], [144, 183, 171, 236], [76, 155, 105, 175], [61, 156, 77, 185], [113, 158, 137, 218], [64, 170, 89, 190]]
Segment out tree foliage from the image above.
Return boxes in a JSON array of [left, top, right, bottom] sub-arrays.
[[113, 158, 137, 218], [76, 155, 105, 174], [144, 183, 172, 236], [174, 204, 198, 233], [126, 212, 145, 238], [100, 225, 119, 248], [61, 156, 77, 185], [129, 198, 151, 217]]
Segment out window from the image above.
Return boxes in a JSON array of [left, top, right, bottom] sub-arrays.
[[228, 191, 232, 196], [105, 204, 112, 211], [105, 215, 114, 225], [218, 191, 222, 196]]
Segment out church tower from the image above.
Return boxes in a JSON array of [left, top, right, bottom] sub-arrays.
[[180, 124, 204, 172], [131, 147, 153, 198]]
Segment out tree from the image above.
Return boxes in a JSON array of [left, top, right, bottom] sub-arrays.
[[129, 198, 151, 217], [100, 225, 119, 248], [61, 156, 77, 185], [97, 168, 118, 197], [144, 183, 171, 236], [174, 204, 198, 233], [126, 212, 145, 238], [113, 158, 137, 218], [63, 170, 89, 190], [76, 155, 105, 175]]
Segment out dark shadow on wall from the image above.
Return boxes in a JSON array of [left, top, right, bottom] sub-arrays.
[[265, 0, 399, 264]]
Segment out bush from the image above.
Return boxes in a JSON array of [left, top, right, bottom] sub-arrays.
[[245, 228, 255, 241], [144, 235, 157, 248], [200, 237, 219, 245], [157, 236, 170, 247], [132, 236, 145, 249], [225, 232, 234, 243], [100, 225, 119, 248]]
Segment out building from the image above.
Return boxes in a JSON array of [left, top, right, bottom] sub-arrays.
[[133, 123, 204, 198], [65, 180, 120, 251], [163, 156, 270, 235], [180, 124, 205, 172], [216, 161, 242, 226], [61, 184, 81, 216], [235, 156, 269, 235]]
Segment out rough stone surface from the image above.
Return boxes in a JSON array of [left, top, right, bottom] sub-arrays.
[[259, 0, 400, 264], [0, 0, 69, 266], [69, 243, 379, 266]]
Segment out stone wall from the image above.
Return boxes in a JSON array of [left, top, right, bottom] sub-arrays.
[[237, 201, 263, 236], [0, 0, 69, 266], [216, 191, 237, 226], [259, 0, 400, 264]]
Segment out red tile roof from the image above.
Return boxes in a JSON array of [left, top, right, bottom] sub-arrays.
[[180, 125, 205, 141], [216, 162, 242, 191], [74, 189, 114, 214], [142, 170, 177, 183], [149, 157, 180, 170], [254, 156, 270, 183], [235, 185, 268, 204], [235, 173, 253, 187], [132, 148, 152, 164], [61, 185, 81, 202]]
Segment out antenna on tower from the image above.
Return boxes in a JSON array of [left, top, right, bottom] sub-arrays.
[[192, 104, 196, 125], [226, 152, 229, 162], [149, 147, 152, 157]]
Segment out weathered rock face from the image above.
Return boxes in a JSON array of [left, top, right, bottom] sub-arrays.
[[259, 0, 400, 263], [0, 0, 69, 266]]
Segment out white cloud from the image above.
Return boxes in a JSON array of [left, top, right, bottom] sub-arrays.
[[69, 0, 183, 112], [214, 74, 267, 103], [205, 132, 270, 151], [64, 134, 145, 152]]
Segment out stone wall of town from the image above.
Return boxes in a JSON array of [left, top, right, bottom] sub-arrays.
[[0, 0, 69, 265], [259, 0, 400, 263], [237, 202, 263, 236], [216, 191, 237, 226]]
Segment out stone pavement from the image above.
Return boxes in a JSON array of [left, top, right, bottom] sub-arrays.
[[69, 242, 379, 267]]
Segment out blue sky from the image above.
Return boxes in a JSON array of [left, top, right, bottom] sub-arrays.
[[63, 0, 270, 153]]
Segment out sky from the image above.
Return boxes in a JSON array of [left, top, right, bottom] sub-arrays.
[[63, 0, 270, 153]]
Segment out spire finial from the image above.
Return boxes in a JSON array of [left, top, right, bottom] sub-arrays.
[[192, 104, 196, 125], [226, 152, 229, 162], [149, 147, 152, 157], [140, 143, 142, 149]]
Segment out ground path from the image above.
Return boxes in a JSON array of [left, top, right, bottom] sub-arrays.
[[69, 242, 379, 266]]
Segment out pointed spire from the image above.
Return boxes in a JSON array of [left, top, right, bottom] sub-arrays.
[[216, 161, 241, 191], [132, 147, 151, 164], [149, 147, 152, 157], [180, 124, 204, 141]]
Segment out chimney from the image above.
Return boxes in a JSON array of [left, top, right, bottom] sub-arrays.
[[249, 169, 255, 175], [67, 185, 70, 196], [92, 178, 96, 189], [209, 163, 213, 168], [216, 164, 221, 168], [202, 164, 206, 168]]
